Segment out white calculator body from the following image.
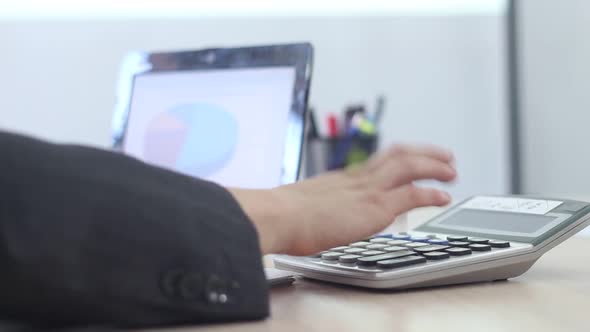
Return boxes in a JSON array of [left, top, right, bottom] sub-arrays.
[[273, 196, 590, 289]]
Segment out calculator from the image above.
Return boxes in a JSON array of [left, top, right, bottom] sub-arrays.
[[273, 196, 590, 289]]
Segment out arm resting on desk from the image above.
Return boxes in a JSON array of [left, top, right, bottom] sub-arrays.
[[0, 131, 268, 328]]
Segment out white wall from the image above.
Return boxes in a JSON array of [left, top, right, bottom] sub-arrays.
[[519, 0, 590, 197], [0, 15, 509, 200]]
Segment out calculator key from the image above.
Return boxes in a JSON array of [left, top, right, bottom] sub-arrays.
[[309, 251, 328, 258], [447, 235, 468, 242], [410, 236, 430, 243], [360, 250, 386, 256], [338, 254, 362, 264], [489, 240, 511, 248], [445, 247, 472, 256], [374, 234, 393, 238], [377, 255, 427, 269], [344, 247, 367, 254], [428, 239, 449, 245], [350, 241, 371, 247], [468, 238, 490, 244], [391, 233, 412, 240], [404, 242, 429, 249], [383, 246, 407, 252], [321, 252, 345, 261], [413, 245, 451, 254], [469, 244, 492, 252], [357, 250, 415, 266], [387, 240, 411, 246], [369, 238, 391, 244], [329, 246, 350, 252], [366, 243, 389, 250], [448, 241, 470, 248], [423, 252, 450, 260], [427, 234, 439, 239]]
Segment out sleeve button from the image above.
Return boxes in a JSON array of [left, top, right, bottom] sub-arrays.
[[178, 272, 204, 300]]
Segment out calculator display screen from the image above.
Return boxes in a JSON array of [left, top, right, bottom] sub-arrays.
[[438, 209, 557, 234]]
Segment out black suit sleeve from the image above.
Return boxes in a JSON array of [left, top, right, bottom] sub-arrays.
[[0, 131, 269, 328]]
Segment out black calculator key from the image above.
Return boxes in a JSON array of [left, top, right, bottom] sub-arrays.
[[445, 247, 472, 256], [413, 245, 451, 253], [448, 241, 470, 248], [387, 240, 411, 246], [338, 254, 362, 264], [329, 246, 350, 252], [404, 242, 429, 249], [377, 255, 427, 269], [357, 250, 415, 266], [321, 252, 345, 261], [344, 247, 367, 254], [366, 243, 389, 250], [489, 240, 511, 248], [383, 246, 407, 252], [423, 252, 450, 260], [369, 237, 391, 244], [469, 244, 492, 252], [468, 238, 490, 244], [360, 250, 386, 256], [350, 241, 370, 247], [447, 235, 468, 242]]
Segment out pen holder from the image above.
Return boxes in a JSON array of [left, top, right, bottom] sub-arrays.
[[303, 134, 378, 178]]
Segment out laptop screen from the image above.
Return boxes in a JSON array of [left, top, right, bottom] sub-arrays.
[[122, 66, 296, 188]]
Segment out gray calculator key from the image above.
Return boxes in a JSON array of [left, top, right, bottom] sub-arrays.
[[350, 241, 371, 247], [469, 244, 492, 252], [329, 246, 350, 252], [360, 250, 386, 256], [413, 245, 451, 253], [404, 242, 429, 249], [377, 255, 427, 269], [366, 243, 389, 250], [310, 251, 328, 258], [447, 235, 468, 242], [427, 234, 439, 239], [445, 247, 472, 256], [344, 247, 367, 254], [357, 250, 415, 266], [448, 241, 470, 247], [383, 246, 407, 252], [468, 238, 490, 244], [369, 238, 391, 244], [387, 240, 411, 246], [423, 251, 450, 260], [338, 254, 362, 264], [489, 240, 511, 248], [321, 252, 345, 261]]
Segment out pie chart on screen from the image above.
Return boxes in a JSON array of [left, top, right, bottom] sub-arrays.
[[143, 103, 239, 177]]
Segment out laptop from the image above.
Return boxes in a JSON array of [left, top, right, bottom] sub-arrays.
[[111, 43, 313, 188]]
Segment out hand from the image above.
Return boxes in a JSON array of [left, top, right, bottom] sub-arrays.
[[230, 144, 457, 255]]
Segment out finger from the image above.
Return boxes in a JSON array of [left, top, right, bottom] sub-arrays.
[[371, 155, 457, 190], [365, 144, 454, 172], [384, 185, 451, 217]]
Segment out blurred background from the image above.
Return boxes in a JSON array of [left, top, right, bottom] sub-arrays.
[[1, 0, 589, 202]]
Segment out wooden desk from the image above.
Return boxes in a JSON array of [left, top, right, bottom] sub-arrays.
[[151, 208, 590, 332]]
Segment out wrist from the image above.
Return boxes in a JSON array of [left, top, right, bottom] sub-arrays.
[[228, 187, 294, 254]]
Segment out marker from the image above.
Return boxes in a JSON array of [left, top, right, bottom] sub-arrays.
[[327, 114, 339, 138]]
